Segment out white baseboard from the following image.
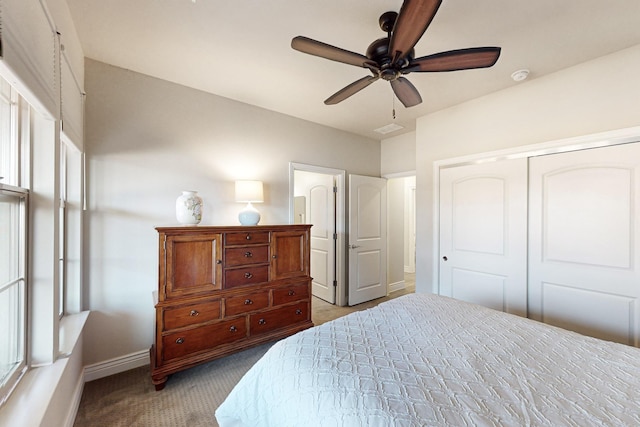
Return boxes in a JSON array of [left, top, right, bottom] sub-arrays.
[[388, 280, 405, 293], [63, 374, 86, 427], [84, 350, 150, 382]]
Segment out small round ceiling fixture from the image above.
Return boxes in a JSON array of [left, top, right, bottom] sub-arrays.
[[511, 69, 530, 82]]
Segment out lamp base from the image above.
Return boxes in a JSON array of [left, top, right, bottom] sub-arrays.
[[238, 202, 261, 226]]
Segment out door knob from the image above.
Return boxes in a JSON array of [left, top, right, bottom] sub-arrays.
[[442, 256, 448, 261], [349, 244, 361, 249]]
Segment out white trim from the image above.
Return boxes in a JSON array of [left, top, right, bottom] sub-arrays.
[[382, 170, 416, 179], [435, 126, 640, 169], [83, 350, 150, 382], [431, 126, 640, 293], [63, 374, 85, 427], [388, 280, 405, 293]]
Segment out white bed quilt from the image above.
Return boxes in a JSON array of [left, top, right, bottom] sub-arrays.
[[215, 294, 640, 426]]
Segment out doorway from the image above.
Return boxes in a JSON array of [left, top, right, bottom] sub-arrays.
[[385, 174, 416, 296], [290, 164, 415, 307], [289, 163, 346, 306]]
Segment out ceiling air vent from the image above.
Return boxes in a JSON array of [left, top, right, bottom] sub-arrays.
[[374, 123, 404, 135]]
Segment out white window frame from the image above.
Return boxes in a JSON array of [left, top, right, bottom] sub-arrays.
[[0, 79, 29, 407]]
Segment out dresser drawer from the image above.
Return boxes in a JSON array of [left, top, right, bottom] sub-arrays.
[[163, 300, 221, 331], [162, 318, 247, 361], [250, 302, 309, 335], [225, 245, 269, 267], [224, 266, 269, 289], [225, 231, 270, 246], [272, 283, 310, 306], [225, 290, 270, 316]]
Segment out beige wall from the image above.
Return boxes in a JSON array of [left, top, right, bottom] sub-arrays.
[[83, 59, 380, 365], [381, 131, 416, 175], [415, 44, 640, 293]]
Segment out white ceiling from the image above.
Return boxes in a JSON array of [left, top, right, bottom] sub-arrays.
[[65, 0, 640, 141]]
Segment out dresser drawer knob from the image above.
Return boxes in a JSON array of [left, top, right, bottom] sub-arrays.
[[272, 255, 277, 259], [175, 337, 185, 344], [295, 309, 302, 315], [216, 259, 222, 264], [244, 299, 253, 305], [229, 326, 237, 332], [258, 318, 266, 325], [245, 234, 251, 240], [288, 290, 295, 296], [244, 272, 253, 279], [244, 251, 253, 257], [189, 310, 199, 317]]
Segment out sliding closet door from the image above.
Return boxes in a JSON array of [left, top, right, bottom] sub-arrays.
[[439, 158, 528, 316], [529, 143, 640, 346]]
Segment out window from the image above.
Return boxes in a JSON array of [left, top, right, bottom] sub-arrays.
[[58, 137, 83, 317], [0, 76, 28, 406], [59, 142, 67, 318], [0, 188, 27, 406], [0, 79, 15, 185]]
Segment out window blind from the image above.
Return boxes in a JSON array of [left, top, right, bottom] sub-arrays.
[[0, 0, 58, 119]]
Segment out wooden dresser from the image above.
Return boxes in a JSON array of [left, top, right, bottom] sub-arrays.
[[151, 224, 313, 390]]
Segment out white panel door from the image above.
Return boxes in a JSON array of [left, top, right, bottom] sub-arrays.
[[348, 175, 387, 306], [439, 158, 528, 315], [307, 174, 336, 303], [529, 143, 640, 346]]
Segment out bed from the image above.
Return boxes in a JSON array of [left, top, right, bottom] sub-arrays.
[[215, 293, 640, 426]]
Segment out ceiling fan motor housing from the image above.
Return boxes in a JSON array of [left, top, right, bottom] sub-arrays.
[[366, 37, 414, 81]]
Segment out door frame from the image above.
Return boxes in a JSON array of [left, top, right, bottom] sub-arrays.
[[289, 162, 347, 306], [383, 171, 416, 291], [432, 125, 640, 294]]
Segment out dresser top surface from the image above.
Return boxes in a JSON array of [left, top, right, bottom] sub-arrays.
[[156, 224, 312, 233]]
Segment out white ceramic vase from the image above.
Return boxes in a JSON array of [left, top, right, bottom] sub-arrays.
[[176, 190, 203, 225]]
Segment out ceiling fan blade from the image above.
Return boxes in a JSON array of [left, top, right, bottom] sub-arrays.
[[406, 47, 501, 72], [324, 75, 379, 105], [390, 77, 422, 108], [292, 36, 375, 69], [388, 0, 443, 64]]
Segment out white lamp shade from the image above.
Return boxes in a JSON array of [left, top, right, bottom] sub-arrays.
[[235, 180, 264, 203]]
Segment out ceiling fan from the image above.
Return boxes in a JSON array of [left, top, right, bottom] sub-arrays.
[[291, 0, 501, 108]]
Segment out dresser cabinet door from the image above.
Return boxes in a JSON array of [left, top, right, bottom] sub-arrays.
[[164, 233, 223, 300], [270, 230, 310, 280]]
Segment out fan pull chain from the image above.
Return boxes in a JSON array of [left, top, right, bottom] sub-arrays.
[[392, 92, 396, 120]]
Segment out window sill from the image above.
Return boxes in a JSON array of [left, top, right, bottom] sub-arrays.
[[0, 311, 89, 427]]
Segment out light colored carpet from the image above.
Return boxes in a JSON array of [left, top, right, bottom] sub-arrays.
[[73, 342, 273, 427], [74, 274, 415, 426]]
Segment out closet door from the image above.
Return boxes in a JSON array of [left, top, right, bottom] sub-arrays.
[[529, 143, 640, 346], [439, 158, 528, 315]]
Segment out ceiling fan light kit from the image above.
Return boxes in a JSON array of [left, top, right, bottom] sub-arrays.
[[291, 0, 501, 108]]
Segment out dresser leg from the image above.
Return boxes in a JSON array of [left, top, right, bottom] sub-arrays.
[[153, 378, 167, 391], [149, 345, 168, 391]]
